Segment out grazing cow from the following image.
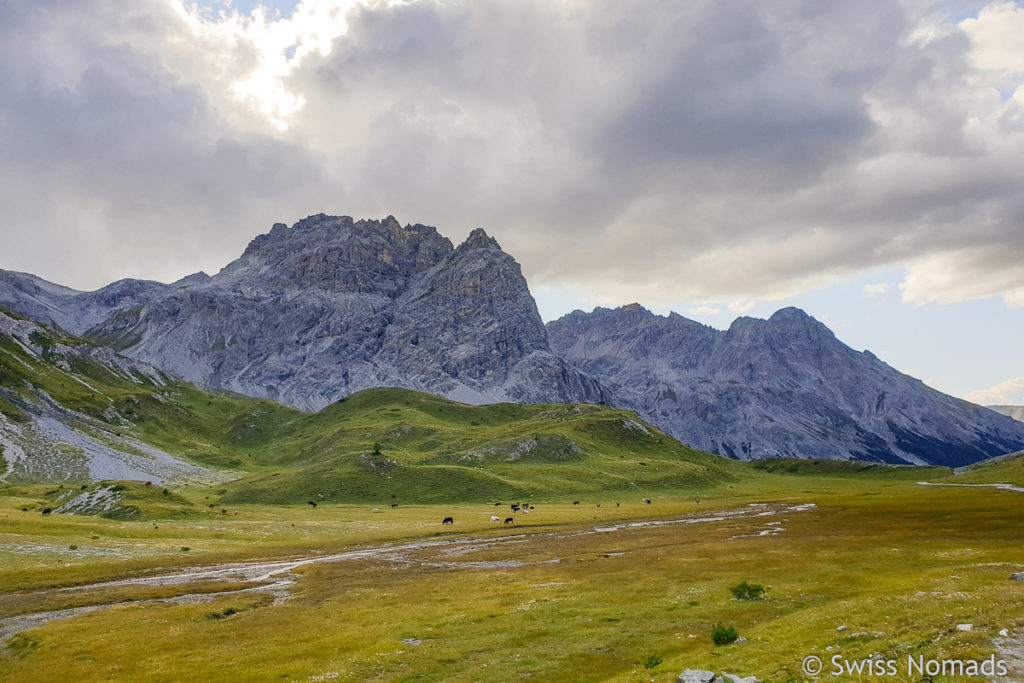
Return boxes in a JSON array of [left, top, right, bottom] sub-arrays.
[[442, 517, 454, 525], [490, 516, 501, 522], [494, 502, 502, 506], [572, 501, 580, 506], [642, 498, 651, 504], [521, 508, 530, 514], [307, 500, 318, 508], [595, 504, 600, 508], [391, 503, 398, 508], [616, 502, 620, 507], [221, 509, 227, 514], [42, 508, 52, 516], [503, 517, 514, 525], [511, 504, 520, 512], [144, 481, 152, 487]]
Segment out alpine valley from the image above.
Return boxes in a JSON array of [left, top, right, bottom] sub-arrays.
[[2, 214, 1023, 476]]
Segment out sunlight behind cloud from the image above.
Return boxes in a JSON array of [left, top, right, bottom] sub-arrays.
[[175, 0, 403, 129]]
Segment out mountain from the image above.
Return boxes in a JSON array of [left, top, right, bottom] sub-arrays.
[[989, 405, 1024, 422], [546, 305, 1024, 467], [4, 214, 1021, 468], [0, 308, 228, 484], [2, 215, 607, 411], [1, 305, 736, 498]]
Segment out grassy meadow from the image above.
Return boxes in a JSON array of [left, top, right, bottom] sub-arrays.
[[2, 466, 1023, 682]]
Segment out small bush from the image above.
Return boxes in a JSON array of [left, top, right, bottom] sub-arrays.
[[711, 622, 739, 646], [180, 546, 190, 552], [68, 544, 78, 550], [372, 441, 383, 456], [730, 580, 768, 600], [642, 652, 664, 669]]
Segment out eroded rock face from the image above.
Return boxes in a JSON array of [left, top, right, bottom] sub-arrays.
[[547, 304, 1024, 466], [4, 215, 606, 411]]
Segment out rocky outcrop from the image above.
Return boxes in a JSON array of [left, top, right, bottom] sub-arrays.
[[11, 215, 606, 411], [547, 305, 1024, 466]]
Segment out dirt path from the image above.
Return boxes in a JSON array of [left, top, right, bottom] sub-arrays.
[[917, 481, 1024, 493]]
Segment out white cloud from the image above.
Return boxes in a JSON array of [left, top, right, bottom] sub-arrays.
[[864, 282, 889, 296], [687, 306, 721, 316], [966, 377, 1024, 405]]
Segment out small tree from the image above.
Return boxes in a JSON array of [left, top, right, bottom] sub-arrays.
[[372, 441, 382, 456], [730, 580, 768, 600], [711, 622, 739, 646]]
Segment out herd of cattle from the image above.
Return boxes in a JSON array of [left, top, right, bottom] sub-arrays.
[[438, 498, 653, 525]]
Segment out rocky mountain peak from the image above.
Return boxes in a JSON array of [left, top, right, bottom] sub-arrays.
[[460, 227, 501, 251]]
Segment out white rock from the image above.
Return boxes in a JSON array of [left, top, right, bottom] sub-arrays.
[[956, 624, 973, 631]]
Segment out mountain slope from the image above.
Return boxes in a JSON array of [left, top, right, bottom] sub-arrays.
[[11, 215, 607, 411], [0, 308, 230, 484], [546, 305, 1024, 466], [1, 307, 735, 500], [989, 405, 1024, 422]]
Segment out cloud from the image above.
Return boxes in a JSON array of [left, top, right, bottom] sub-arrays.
[[687, 306, 721, 316], [966, 377, 1024, 405], [1, 0, 1024, 312], [864, 283, 889, 297]]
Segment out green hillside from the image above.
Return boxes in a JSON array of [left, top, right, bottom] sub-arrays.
[[217, 387, 740, 504], [1, 310, 743, 503]]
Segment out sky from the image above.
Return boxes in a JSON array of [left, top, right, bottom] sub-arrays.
[[0, 0, 1022, 405]]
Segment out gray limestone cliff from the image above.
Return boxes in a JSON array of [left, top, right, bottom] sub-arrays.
[[546, 305, 1024, 466], [6, 215, 606, 410]]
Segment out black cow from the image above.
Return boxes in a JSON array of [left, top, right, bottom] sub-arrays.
[[511, 504, 520, 512], [442, 517, 454, 525], [572, 501, 580, 506], [503, 517, 514, 525], [41, 508, 52, 516], [307, 501, 318, 508], [391, 503, 398, 508]]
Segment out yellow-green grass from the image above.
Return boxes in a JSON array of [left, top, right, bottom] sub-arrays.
[[944, 450, 1024, 486], [2, 479, 1022, 682]]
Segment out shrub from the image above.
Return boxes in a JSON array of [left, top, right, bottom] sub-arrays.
[[730, 580, 768, 600], [711, 622, 739, 646], [642, 652, 664, 669], [372, 441, 383, 456]]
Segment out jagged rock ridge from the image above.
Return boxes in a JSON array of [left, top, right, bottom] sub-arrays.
[[546, 305, 1024, 466], [3, 215, 606, 411]]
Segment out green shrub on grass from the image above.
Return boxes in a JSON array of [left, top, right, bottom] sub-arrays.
[[711, 622, 739, 645], [729, 580, 768, 600], [642, 652, 664, 669]]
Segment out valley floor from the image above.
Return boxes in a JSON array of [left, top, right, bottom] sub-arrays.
[[1, 480, 1023, 682]]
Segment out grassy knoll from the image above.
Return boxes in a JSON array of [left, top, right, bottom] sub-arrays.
[[944, 450, 1024, 486], [2, 477, 1022, 681]]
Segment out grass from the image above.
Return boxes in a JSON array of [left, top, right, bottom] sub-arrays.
[[1, 480, 1022, 681]]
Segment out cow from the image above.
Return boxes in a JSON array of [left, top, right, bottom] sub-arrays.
[[511, 504, 520, 512], [616, 502, 620, 507], [144, 481, 152, 487], [221, 509, 227, 514], [391, 503, 398, 508], [642, 498, 651, 504], [573, 501, 580, 506], [490, 516, 501, 522], [503, 517, 514, 525], [521, 508, 530, 514], [41, 508, 52, 516], [307, 500, 318, 508], [595, 504, 601, 508], [494, 502, 502, 506], [442, 517, 454, 525]]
